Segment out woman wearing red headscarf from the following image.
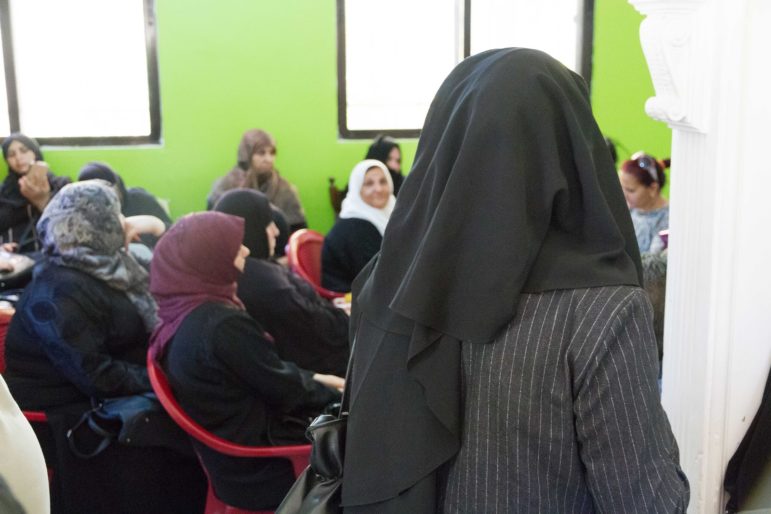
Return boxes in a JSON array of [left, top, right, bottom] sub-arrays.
[[149, 211, 342, 511]]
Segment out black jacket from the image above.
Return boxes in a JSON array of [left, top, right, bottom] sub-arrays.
[[163, 301, 340, 510], [4, 264, 150, 410], [238, 258, 349, 376], [321, 218, 382, 293], [0, 172, 70, 253]]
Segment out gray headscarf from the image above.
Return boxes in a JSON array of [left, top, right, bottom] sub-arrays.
[[37, 180, 158, 330]]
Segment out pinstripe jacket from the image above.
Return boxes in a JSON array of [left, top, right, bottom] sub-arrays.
[[441, 286, 688, 513]]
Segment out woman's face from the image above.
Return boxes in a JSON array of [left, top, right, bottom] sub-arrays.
[[250, 145, 276, 174], [386, 147, 401, 172], [5, 140, 36, 175], [233, 244, 250, 272], [360, 167, 391, 209], [265, 221, 279, 257], [620, 171, 659, 210]]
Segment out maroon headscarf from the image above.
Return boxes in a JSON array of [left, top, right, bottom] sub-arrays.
[[149, 211, 245, 358]]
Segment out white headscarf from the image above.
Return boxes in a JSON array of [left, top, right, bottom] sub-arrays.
[[339, 159, 396, 235]]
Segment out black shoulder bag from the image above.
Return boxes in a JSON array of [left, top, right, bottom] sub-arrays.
[[66, 392, 190, 458], [275, 341, 354, 514]]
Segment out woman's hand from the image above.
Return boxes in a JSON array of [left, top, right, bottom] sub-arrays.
[[0, 257, 13, 272], [313, 373, 345, 392], [121, 215, 166, 249], [1, 243, 18, 253], [19, 162, 52, 211]]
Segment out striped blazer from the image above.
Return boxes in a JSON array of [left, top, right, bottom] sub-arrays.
[[441, 286, 689, 513]]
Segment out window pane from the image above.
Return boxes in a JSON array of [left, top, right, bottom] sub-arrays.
[[344, 0, 462, 131], [11, 0, 150, 138], [470, 0, 582, 72]]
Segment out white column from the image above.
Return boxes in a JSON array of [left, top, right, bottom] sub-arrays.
[[627, 0, 771, 512]]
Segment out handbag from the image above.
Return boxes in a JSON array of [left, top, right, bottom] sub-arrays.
[[275, 342, 354, 514], [66, 391, 189, 458]]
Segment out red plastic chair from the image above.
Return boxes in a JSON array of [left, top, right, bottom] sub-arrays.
[[286, 229, 344, 300], [147, 354, 311, 514], [0, 308, 13, 373]]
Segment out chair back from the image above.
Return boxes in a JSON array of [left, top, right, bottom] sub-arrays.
[[0, 308, 12, 373], [147, 353, 311, 514], [286, 229, 344, 299], [328, 177, 345, 216]]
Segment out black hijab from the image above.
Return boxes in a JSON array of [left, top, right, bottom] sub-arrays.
[[78, 162, 129, 206], [1, 133, 45, 208], [361, 48, 642, 345], [213, 189, 273, 260], [365, 135, 399, 170], [344, 49, 643, 508]]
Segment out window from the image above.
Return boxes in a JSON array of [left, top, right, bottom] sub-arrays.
[[337, 0, 594, 138], [0, 0, 160, 145]]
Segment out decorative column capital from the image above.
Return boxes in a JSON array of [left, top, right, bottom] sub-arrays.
[[628, 0, 710, 132]]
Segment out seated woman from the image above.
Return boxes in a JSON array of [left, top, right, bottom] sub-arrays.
[[0, 133, 70, 254], [3, 181, 204, 513], [150, 211, 342, 511], [365, 134, 405, 196], [4, 181, 156, 409], [78, 161, 172, 248], [619, 152, 670, 254], [214, 189, 349, 376], [208, 128, 307, 231], [322, 159, 395, 292]]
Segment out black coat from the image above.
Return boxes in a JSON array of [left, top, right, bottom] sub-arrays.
[[0, 173, 70, 253], [238, 258, 349, 376], [4, 264, 150, 410], [321, 218, 381, 293], [163, 301, 340, 510]]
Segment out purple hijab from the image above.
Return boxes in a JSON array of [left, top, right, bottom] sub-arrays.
[[149, 211, 245, 358]]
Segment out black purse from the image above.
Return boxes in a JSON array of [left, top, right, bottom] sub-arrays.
[[66, 392, 190, 458], [275, 344, 354, 514]]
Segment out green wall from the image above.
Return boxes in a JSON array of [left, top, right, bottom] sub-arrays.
[[5, 0, 669, 232], [592, 0, 672, 172]]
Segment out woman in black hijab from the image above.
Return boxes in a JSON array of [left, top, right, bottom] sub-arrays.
[[214, 189, 350, 376], [0, 133, 70, 253], [365, 135, 404, 195], [341, 48, 688, 513], [78, 162, 171, 248]]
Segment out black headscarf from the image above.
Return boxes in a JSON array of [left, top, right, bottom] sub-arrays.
[[213, 189, 273, 260], [361, 48, 642, 345], [365, 135, 399, 170], [365, 135, 404, 195], [270, 205, 289, 258], [1, 133, 45, 208], [2, 133, 43, 162], [78, 162, 129, 206]]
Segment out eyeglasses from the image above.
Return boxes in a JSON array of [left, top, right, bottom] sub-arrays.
[[630, 151, 659, 183]]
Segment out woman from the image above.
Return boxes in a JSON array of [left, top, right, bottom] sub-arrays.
[[214, 189, 350, 376], [341, 49, 688, 513], [78, 161, 172, 248], [365, 134, 404, 195], [322, 159, 395, 292], [4, 181, 156, 409], [150, 211, 342, 511], [3, 181, 204, 514], [619, 151, 670, 253], [0, 133, 70, 253], [208, 128, 307, 231]]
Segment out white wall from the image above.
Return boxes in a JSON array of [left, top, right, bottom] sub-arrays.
[[629, 0, 771, 512]]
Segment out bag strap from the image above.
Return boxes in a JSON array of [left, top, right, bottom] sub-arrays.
[[339, 334, 356, 417], [66, 405, 117, 459]]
